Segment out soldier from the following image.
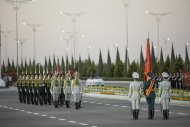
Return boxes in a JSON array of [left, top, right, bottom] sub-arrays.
[[128, 72, 142, 120], [21, 75, 26, 104], [64, 73, 72, 108], [158, 72, 172, 120], [16, 75, 22, 103], [43, 74, 48, 105], [38, 74, 44, 106], [47, 74, 52, 105], [143, 72, 156, 120], [51, 73, 60, 108], [25, 75, 31, 104], [34, 75, 39, 105], [58, 74, 64, 107], [71, 72, 83, 109], [29, 75, 34, 105]]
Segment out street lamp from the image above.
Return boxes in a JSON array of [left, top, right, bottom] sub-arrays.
[[60, 11, 86, 68], [5, 0, 34, 76], [145, 10, 170, 59], [162, 37, 170, 59], [18, 38, 27, 63], [1, 30, 14, 68], [22, 22, 43, 63], [123, 0, 132, 72]]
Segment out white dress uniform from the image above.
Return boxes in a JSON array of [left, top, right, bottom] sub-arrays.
[[128, 72, 142, 120], [71, 73, 83, 109], [50, 75, 60, 108], [158, 72, 172, 119], [64, 75, 72, 108]]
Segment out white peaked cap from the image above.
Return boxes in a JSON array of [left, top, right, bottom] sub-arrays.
[[162, 72, 169, 78], [132, 72, 139, 79]]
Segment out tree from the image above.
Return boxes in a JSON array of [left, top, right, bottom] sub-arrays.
[[11, 59, 15, 72], [96, 49, 104, 77], [184, 45, 190, 70], [48, 56, 52, 74], [173, 54, 184, 72], [1, 60, 6, 74], [61, 56, 65, 73], [106, 49, 112, 77], [159, 47, 164, 72], [7, 57, 11, 72], [114, 47, 123, 77], [171, 43, 176, 69], [162, 55, 171, 73], [139, 46, 145, 78], [66, 54, 69, 72], [127, 61, 139, 77], [123, 48, 128, 77], [44, 56, 48, 74], [71, 55, 74, 69], [53, 54, 56, 73], [77, 55, 83, 75], [151, 42, 156, 72]]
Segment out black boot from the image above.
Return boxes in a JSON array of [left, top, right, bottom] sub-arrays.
[[75, 102, 78, 109], [132, 110, 135, 120], [68, 101, 70, 108], [148, 109, 151, 119], [163, 110, 166, 119], [151, 109, 154, 119], [55, 101, 58, 108], [166, 109, 169, 119], [136, 109, 139, 120], [78, 100, 81, 108], [66, 101, 69, 108]]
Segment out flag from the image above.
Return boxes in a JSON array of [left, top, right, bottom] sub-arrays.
[[185, 64, 189, 88], [144, 38, 152, 81]]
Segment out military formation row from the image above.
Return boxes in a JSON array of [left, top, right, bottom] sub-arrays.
[[16, 72, 83, 109]]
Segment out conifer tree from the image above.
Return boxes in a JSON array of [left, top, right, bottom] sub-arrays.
[[139, 46, 145, 77], [96, 49, 104, 77], [123, 48, 128, 77]]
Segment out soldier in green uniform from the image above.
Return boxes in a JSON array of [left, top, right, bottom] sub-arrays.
[[25, 75, 31, 104], [58, 74, 64, 107], [71, 72, 83, 109], [64, 73, 71, 108], [29, 75, 34, 105], [43, 74, 48, 105], [34, 75, 39, 105], [17, 75, 22, 103], [47, 74, 52, 105], [38, 74, 44, 106], [51, 73, 60, 108], [143, 72, 156, 120], [21, 75, 26, 104]]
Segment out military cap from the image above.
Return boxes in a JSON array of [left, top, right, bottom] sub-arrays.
[[162, 72, 169, 78], [132, 72, 139, 79], [147, 72, 153, 78]]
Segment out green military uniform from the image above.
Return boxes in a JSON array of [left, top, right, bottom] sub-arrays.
[[17, 76, 22, 103]]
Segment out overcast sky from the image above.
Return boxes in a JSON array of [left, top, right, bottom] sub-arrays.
[[0, 0, 190, 65]]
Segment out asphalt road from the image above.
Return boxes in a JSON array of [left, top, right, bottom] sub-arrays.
[[0, 89, 190, 127]]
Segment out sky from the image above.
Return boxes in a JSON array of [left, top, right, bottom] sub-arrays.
[[0, 0, 190, 66]]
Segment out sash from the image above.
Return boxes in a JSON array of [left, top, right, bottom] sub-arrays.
[[146, 80, 154, 96]]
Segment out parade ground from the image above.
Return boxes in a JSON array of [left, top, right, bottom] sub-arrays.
[[0, 87, 190, 127]]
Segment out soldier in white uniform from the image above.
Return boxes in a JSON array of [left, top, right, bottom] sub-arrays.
[[159, 72, 172, 120], [63, 73, 71, 108], [128, 72, 142, 120], [71, 72, 83, 109], [50, 73, 60, 108]]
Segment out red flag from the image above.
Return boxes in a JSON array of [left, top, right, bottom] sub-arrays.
[[144, 38, 152, 81], [185, 64, 189, 87]]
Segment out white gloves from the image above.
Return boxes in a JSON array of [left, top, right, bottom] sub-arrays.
[[159, 98, 161, 101]]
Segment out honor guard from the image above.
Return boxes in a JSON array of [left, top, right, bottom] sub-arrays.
[[158, 72, 172, 120], [43, 74, 48, 105], [47, 74, 52, 105], [29, 75, 35, 105], [38, 74, 44, 106], [17, 75, 22, 103], [143, 72, 156, 120], [21, 75, 26, 103], [64, 73, 72, 108], [58, 74, 64, 107], [51, 73, 60, 108], [71, 72, 83, 109], [25, 75, 31, 104], [34, 75, 39, 105], [128, 72, 142, 120]]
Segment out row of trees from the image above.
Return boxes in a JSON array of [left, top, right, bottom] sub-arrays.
[[1, 43, 190, 78]]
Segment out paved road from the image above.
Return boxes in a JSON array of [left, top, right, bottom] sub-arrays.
[[0, 89, 190, 127]]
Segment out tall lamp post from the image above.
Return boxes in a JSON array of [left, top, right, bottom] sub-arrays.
[[162, 37, 170, 59], [2, 30, 14, 68], [60, 11, 86, 67], [5, 0, 34, 76], [18, 38, 27, 63], [0, 24, 2, 78], [123, 0, 132, 72], [145, 10, 170, 59], [22, 22, 43, 63]]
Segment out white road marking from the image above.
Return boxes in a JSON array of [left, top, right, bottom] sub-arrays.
[[14, 109, 19, 111], [97, 103, 102, 104], [20, 110, 25, 112], [9, 107, 13, 110], [68, 121, 77, 123], [41, 115, 47, 117], [91, 126, 98, 127], [113, 105, 119, 107], [90, 102, 95, 104], [177, 113, 187, 116], [169, 112, 173, 114], [83, 101, 88, 103], [79, 123, 88, 126], [27, 111, 32, 114], [142, 108, 148, 111], [33, 113, 40, 115], [58, 118, 66, 121], [105, 104, 110, 106], [49, 116, 56, 119], [121, 106, 128, 108], [155, 110, 160, 112]]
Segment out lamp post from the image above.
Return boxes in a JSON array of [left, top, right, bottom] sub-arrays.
[[22, 22, 43, 63], [5, 0, 34, 76], [145, 10, 170, 59], [163, 37, 170, 59], [60, 11, 86, 67], [0, 24, 2, 78], [18, 38, 27, 63], [1, 30, 14, 68]]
